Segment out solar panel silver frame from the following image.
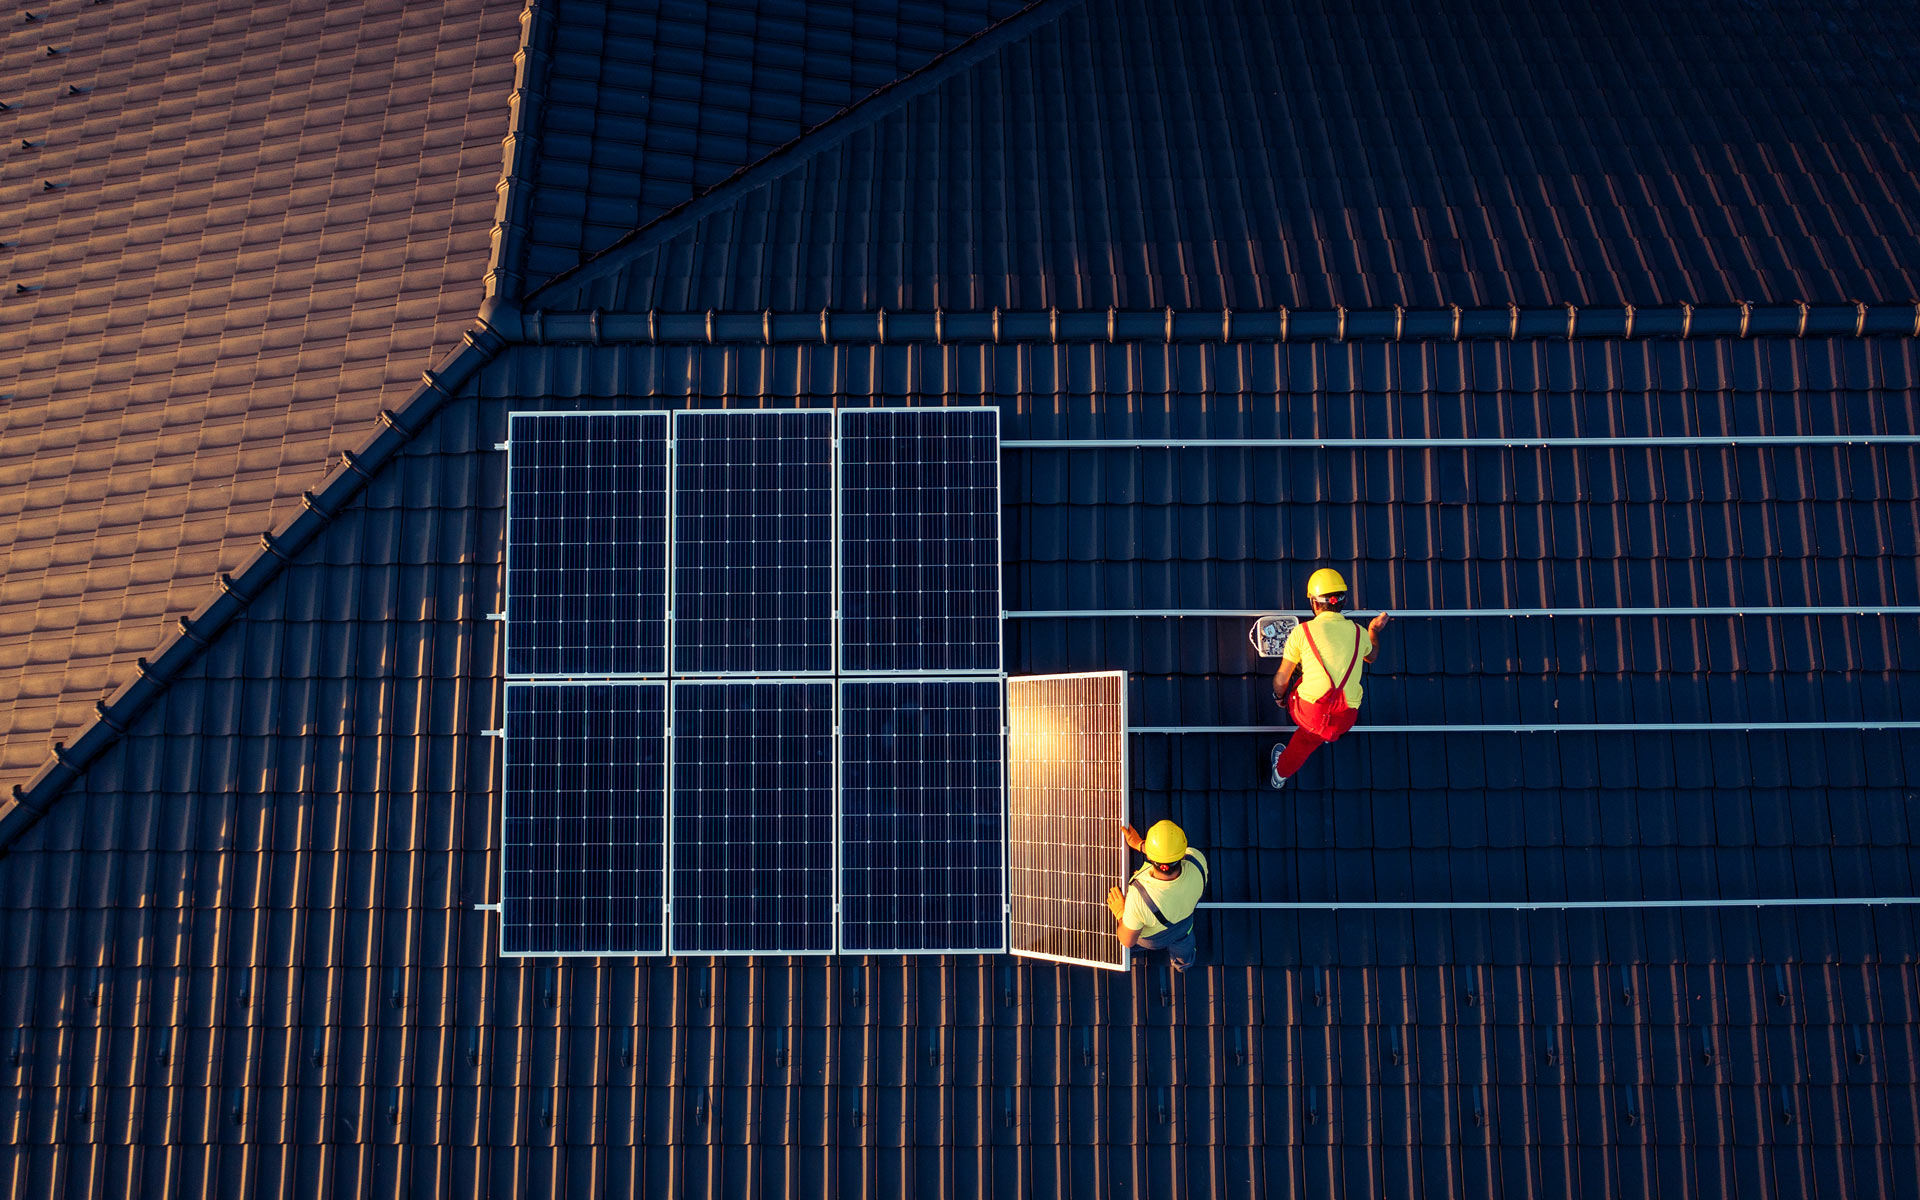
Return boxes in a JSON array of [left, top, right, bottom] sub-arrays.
[[834, 677, 1011, 956], [1006, 670, 1131, 972], [669, 408, 837, 678], [498, 679, 671, 958], [835, 406, 1003, 677], [666, 678, 839, 957], [503, 410, 672, 680]]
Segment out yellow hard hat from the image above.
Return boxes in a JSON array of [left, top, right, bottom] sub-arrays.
[[1142, 820, 1188, 864], [1306, 567, 1349, 599]]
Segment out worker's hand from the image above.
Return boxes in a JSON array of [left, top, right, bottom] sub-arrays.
[[1121, 824, 1144, 851], [1367, 612, 1392, 636], [1106, 887, 1127, 918]]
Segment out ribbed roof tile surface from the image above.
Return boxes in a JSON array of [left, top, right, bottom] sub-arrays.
[[6, 334, 1920, 1191], [3, 0, 1920, 1194], [518, 0, 1031, 290], [0, 0, 522, 788], [549, 0, 1920, 312]]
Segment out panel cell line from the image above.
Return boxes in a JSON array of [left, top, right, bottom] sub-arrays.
[[838, 679, 1008, 954], [670, 681, 836, 955], [838, 407, 1003, 673], [1005, 672, 1130, 971], [501, 682, 667, 956], [672, 409, 834, 674], [506, 411, 669, 677]]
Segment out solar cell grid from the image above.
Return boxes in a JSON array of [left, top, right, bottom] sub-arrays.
[[1006, 672, 1130, 970], [839, 679, 1007, 953], [670, 681, 837, 954], [506, 412, 668, 676], [501, 682, 667, 955], [839, 408, 1002, 673], [673, 410, 834, 674], [503, 405, 1014, 960]]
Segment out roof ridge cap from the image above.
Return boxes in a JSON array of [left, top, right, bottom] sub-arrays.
[[521, 0, 1073, 310], [477, 0, 560, 341], [510, 300, 1920, 345]]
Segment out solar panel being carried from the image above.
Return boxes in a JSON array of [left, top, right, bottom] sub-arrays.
[[673, 410, 834, 675], [838, 407, 1002, 674], [670, 680, 836, 954], [501, 681, 668, 955], [1006, 672, 1130, 971], [838, 678, 1007, 954], [505, 412, 669, 676]]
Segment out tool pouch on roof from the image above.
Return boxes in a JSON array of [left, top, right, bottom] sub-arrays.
[[1288, 624, 1363, 741]]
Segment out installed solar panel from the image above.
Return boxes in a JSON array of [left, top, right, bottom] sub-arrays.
[[838, 407, 1002, 673], [1006, 672, 1130, 971], [670, 681, 836, 954], [838, 679, 1007, 954], [673, 410, 834, 674], [501, 681, 668, 956], [506, 412, 669, 676]]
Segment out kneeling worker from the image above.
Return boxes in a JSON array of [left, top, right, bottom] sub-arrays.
[[1270, 567, 1391, 789], [1106, 820, 1208, 971]]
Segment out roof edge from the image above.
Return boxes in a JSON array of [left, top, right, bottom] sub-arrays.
[[515, 299, 1920, 345], [478, 0, 558, 339], [0, 324, 510, 855], [520, 0, 1070, 309]]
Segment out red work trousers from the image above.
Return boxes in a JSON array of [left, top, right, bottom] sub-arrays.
[[1272, 725, 1327, 778]]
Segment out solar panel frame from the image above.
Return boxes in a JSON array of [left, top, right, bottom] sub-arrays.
[[836, 407, 1003, 676], [668, 679, 839, 956], [1005, 671, 1131, 972], [671, 409, 836, 677], [836, 678, 1009, 955], [504, 411, 671, 679], [499, 680, 670, 957]]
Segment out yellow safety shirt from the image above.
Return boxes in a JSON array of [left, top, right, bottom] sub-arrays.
[[1120, 849, 1209, 936], [1281, 612, 1371, 706]]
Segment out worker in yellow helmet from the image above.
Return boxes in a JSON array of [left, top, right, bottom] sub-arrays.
[[1269, 568, 1390, 788], [1105, 819, 1209, 971]]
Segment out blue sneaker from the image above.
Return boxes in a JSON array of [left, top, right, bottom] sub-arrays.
[[1269, 744, 1288, 789]]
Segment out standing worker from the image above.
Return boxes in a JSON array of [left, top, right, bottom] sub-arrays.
[[1269, 568, 1391, 789], [1106, 820, 1208, 971]]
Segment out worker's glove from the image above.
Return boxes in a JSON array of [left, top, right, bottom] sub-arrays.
[[1105, 886, 1127, 918], [1120, 824, 1144, 851]]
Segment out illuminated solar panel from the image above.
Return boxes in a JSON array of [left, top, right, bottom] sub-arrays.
[[838, 408, 1002, 673], [838, 679, 1007, 954], [1006, 672, 1130, 970], [672, 410, 833, 674], [501, 681, 667, 956], [670, 681, 836, 954], [505, 412, 669, 676]]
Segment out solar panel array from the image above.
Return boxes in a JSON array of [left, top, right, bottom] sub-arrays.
[[839, 679, 1007, 953], [501, 682, 668, 955], [505, 412, 669, 676], [502, 407, 1021, 959], [1006, 672, 1131, 971], [839, 408, 1002, 673], [673, 410, 834, 674]]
